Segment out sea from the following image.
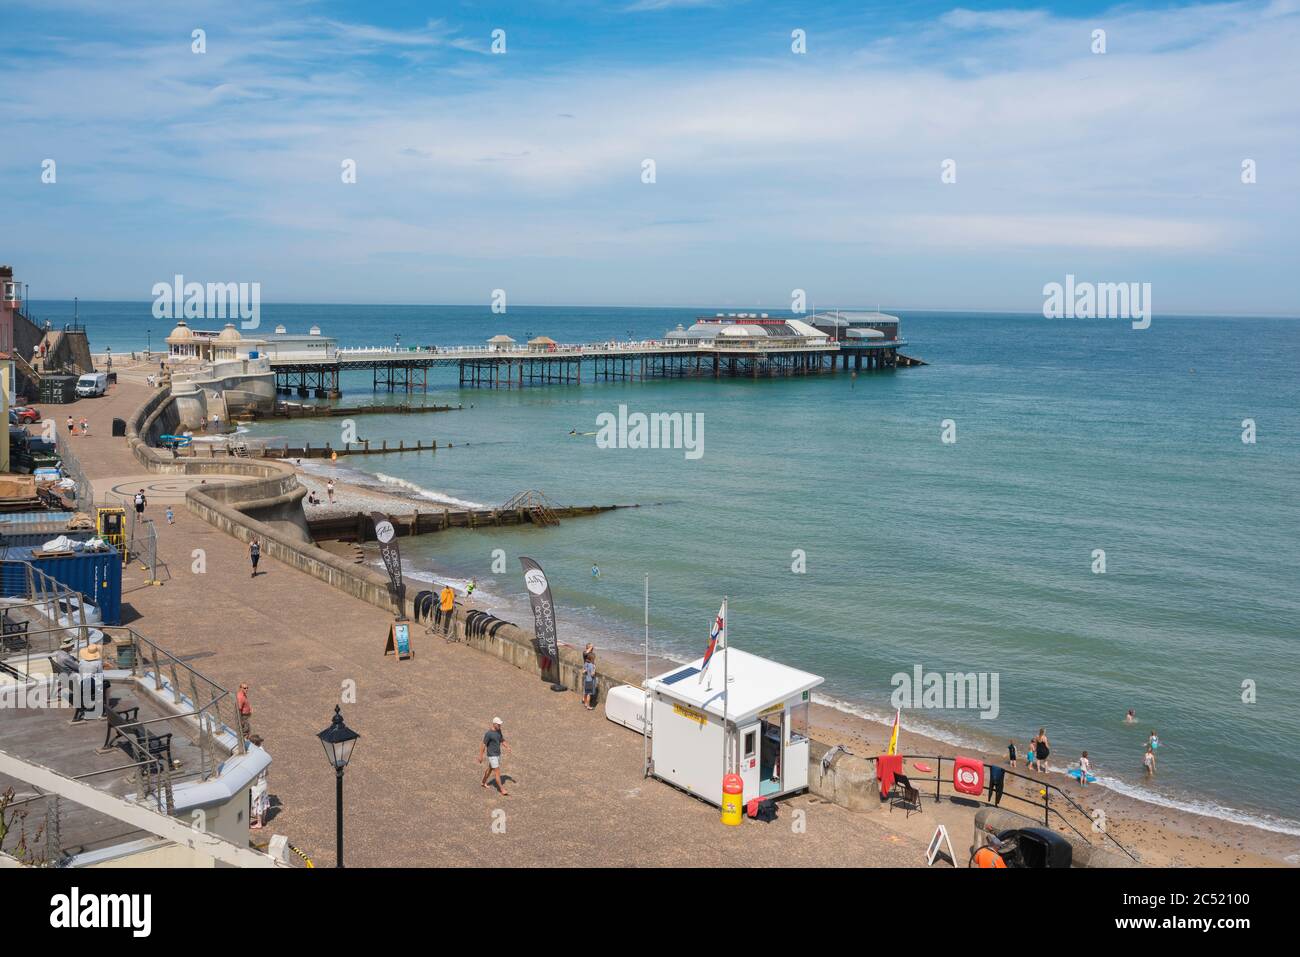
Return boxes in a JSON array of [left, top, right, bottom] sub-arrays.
[[33, 300, 1300, 836]]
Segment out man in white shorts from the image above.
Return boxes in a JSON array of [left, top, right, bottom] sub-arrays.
[[479, 717, 511, 795]]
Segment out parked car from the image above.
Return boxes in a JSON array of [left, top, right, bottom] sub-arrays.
[[11, 407, 41, 423]]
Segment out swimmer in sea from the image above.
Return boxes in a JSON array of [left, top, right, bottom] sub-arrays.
[[591, 564, 600, 578], [1124, 709, 1137, 724]]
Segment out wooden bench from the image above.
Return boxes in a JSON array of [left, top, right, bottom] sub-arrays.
[[101, 704, 174, 771]]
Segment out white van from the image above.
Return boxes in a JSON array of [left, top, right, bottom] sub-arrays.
[[75, 371, 108, 397]]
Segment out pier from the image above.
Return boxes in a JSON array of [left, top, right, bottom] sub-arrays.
[[271, 337, 917, 394]]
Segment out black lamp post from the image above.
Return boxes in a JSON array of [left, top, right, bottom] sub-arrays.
[[317, 705, 360, 867]]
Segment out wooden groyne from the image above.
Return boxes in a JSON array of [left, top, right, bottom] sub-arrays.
[[307, 503, 635, 542], [246, 401, 463, 420], [256, 439, 443, 459]]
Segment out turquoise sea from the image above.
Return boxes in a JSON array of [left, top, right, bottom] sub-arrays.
[[37, 301, 1300, 835]]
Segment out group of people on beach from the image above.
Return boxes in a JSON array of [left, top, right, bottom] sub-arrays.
[[65, 414, 89, 436], [1005, 714, 1161, 786]]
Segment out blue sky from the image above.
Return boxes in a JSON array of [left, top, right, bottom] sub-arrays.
[[2, 0, 1298, 313]]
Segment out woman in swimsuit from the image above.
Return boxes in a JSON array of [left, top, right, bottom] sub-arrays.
[[1035, 727, 1050, 772]]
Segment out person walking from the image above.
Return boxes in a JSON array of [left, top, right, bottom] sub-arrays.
[[66, 415, 75, 436], [165, 506, 175, 525], [79, 416, 89, 436], [581, 651, 597, 711], [439, 583, 455, 636], [133, 489, 147, 517], [1143, 745, 1156, 778], [237, 683, 252, 739], [479, 717, 511, 795], [326, 478, 336, 503], [1147, 730, 1159, 771], [249, 537, 262, 577]]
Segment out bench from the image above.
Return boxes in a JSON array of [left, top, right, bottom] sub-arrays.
[[1, 613, 28, 652], [101, 704, 174, 771]]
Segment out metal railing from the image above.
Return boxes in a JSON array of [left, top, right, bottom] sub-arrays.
[[883, 753, 1140, 863]]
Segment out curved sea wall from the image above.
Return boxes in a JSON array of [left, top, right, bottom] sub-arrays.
[[127, 386, 310, 540]]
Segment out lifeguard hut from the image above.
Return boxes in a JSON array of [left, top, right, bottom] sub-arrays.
[[644, 649, 823, 807]]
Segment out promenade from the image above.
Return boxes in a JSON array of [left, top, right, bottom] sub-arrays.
[[48, 374, 924, 867]]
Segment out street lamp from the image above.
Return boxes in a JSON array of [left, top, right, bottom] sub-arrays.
[[317, 705, 360, 867]]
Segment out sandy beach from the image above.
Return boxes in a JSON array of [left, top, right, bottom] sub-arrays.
[[292, 461, 1300, 868]]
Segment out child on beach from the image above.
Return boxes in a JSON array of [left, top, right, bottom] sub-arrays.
[[1078, 751, 1092, 786], [1143, 745, 1155, 778], [1027, 736, 1039, 771], [326, 479, 336, 503], [1007, 740, 1017, 767], [582, 652, 597, 711], [165, 506, 174, 525]]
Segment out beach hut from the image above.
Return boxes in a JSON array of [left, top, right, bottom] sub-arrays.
[[486, 334, 516, 353], [640, 648, 823, 807], [527, 335, 558, 353]]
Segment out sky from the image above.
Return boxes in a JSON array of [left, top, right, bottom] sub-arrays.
[[2, 0, 1298, 314]]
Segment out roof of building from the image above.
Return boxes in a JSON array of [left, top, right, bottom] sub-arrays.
[[808, 311, 900, 326], [216, 323, 242, 343], [166, 320, 194, 342], [646, 648, 823, 723]]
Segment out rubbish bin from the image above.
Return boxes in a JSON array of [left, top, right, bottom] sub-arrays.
[[111, 418, 127, 437]]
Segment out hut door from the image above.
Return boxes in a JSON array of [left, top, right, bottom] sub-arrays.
[[759, 715, 783, 796], [739, 723, 760, 799]]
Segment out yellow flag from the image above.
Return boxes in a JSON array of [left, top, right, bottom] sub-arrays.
[[886, 709, 900, 756]]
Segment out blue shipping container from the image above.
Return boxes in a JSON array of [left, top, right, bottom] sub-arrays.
[[0, 549, 123, 625]]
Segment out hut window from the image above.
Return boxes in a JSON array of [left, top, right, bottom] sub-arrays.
[[789, 702, 809, 745]]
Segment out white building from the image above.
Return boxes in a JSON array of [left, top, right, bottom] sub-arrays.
[[643, 649, 823, 807]]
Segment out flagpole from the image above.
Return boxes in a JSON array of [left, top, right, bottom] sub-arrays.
[[721, 596, 729, 775], [643, 573, 650, 778]]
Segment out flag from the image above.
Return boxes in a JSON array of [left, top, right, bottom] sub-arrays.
[[698, 602, 726, 683], [886, 709, 901, 756]]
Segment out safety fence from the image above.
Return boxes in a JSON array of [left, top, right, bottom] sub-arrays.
[[53, 427, 95, 511], [883, 753, 1139, 863], [125, 508, 167, 584]]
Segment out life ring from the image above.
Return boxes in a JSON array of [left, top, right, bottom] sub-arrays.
[[953, 756, 985, 795]]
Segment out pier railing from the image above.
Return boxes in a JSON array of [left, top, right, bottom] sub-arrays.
[[885, 753, 1140, 863]]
